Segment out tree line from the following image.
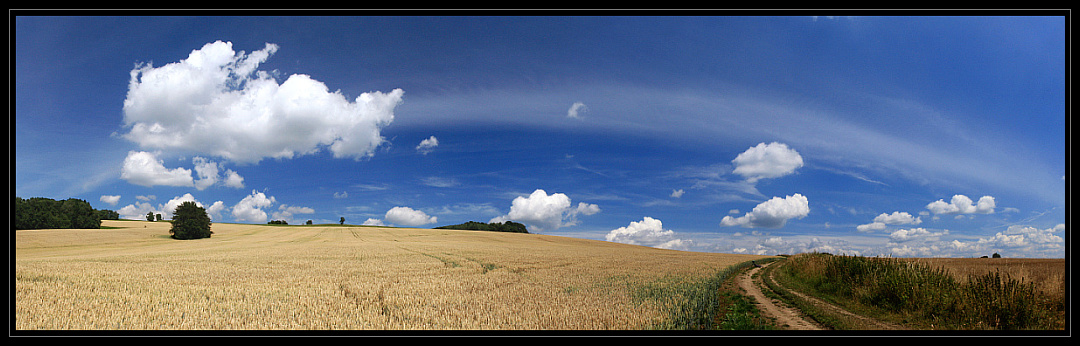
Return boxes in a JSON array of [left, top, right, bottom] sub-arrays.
[[434, 221, 529, 233], [14, 197, 119, 230]]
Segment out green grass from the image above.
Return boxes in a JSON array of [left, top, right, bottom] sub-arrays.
[[775, 253, 1064, 330], [633, 258, 780, 330]]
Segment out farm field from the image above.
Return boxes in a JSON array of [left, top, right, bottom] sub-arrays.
[[900, 257, 1067, 305], [15, 220, 771, 331]]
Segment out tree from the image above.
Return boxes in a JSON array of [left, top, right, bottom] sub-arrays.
[[340, 217, 345, 225], [306, 220, 313, 225], [992, 252, 1002, 258], [15, 197, 110, 230], [60, 198, 100, 229], [147, 211, 155, 222], [169, 201, 212, 240]]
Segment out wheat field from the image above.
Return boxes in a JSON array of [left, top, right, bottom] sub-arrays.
[[15, 220, 768, 331], [901, 257, 1067, 304]]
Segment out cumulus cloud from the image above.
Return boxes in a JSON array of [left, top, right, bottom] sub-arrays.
[[926, 195, 995, 215], [121, 151, 243, 190], [161, 193, 203, 218], [272, 205, 315, 224], [206, 201, 227, 221], [605, 217, 693, 251], [333, 191, 348, 199], [889, 227, 948, 242], [384, 206, 438, 226], [120, 151, 194, 187], [937, 224, 1066, 257], [416, 136, 439, 155], [567, 102, 588, 118], [192, 156, 245, 190], [670, 189, 685, 198], [232, 190, 276, 223], [117, 202, 156, 220], [115, 193, 223, 221], [120, 40, 403, 164], [363, 218, 386, 226], [490, 189, 600, 232], [857, 211, 922, 232], [721, 193, 809, 229], [731, 142, 804, 183], [100, 195, 121, 206]]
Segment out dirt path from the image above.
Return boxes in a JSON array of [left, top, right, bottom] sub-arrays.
[[738, 261, 824, 330], [739, 260, 908, 330]]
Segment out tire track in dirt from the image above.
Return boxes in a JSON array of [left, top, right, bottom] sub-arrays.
[[740, 260, 908, 331], [738, 261, 824, 330]]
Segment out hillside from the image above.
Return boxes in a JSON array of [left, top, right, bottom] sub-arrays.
[[15, 220, 772, 330]]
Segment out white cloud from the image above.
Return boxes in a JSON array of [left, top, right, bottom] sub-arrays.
[[363, 218, 386, 226], [416, 136, 439, 155], [192, 156, 244, 190], [115, 193, 223, 221], [161, 193, 203, 218], [99, 195, 121, 206], [490, 189, 600, 232], [384, 206, 437, 226], [206, 201, 227, 221], [421, 176, 459, 188], [222, 169, 245, 188], [721, 193, 809, 229], [333, 191, 349, 199], [120, 151, 243, 190], [121, 40, 403, 164], [605, 216, 693, 251], [670, 189, 685, 198], [567, 102, 588, 118], [731, 142, 804, 183], [889, 227, 948, 242], [232, 190, 276, 223], [117, 202, 155, 220], [192, 157, 220, 190], [120, 151, 194, 188], [272, 204, 315, 224], [857, 211, 922, 232], [926, 194, 995, 214]]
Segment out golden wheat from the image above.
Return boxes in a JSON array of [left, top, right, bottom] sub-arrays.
[[901, 257, 1066, 304], [16, 220, 768, 330]]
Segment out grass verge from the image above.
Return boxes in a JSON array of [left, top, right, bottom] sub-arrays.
[[771, 252, 1065, 330], [637, 258, 781, 330]]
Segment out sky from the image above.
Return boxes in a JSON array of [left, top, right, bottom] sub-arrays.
[[13, 13, 1068, 258]]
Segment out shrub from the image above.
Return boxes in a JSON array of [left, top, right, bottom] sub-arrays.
[[169, 201, 212, 240]]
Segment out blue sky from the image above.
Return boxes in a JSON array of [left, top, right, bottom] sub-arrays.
[[14, 13, 1067, 258]]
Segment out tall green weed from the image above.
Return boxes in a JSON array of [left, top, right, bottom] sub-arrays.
[[779, 253, 1062, 330]]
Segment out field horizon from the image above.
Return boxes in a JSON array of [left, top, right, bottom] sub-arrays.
[[16, 220, 773, 331]]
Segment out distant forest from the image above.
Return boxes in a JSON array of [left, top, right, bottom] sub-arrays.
[[434, 221, 529, 233], [14, 197, 119, 230]]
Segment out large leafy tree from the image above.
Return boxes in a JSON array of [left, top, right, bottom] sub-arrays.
[[169, 201, 212, 240]]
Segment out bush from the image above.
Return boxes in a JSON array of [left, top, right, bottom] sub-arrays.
[[169, 201, 212, 240]]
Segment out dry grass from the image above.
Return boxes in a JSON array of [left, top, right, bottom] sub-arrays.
[[15, 220, 768, 330]]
